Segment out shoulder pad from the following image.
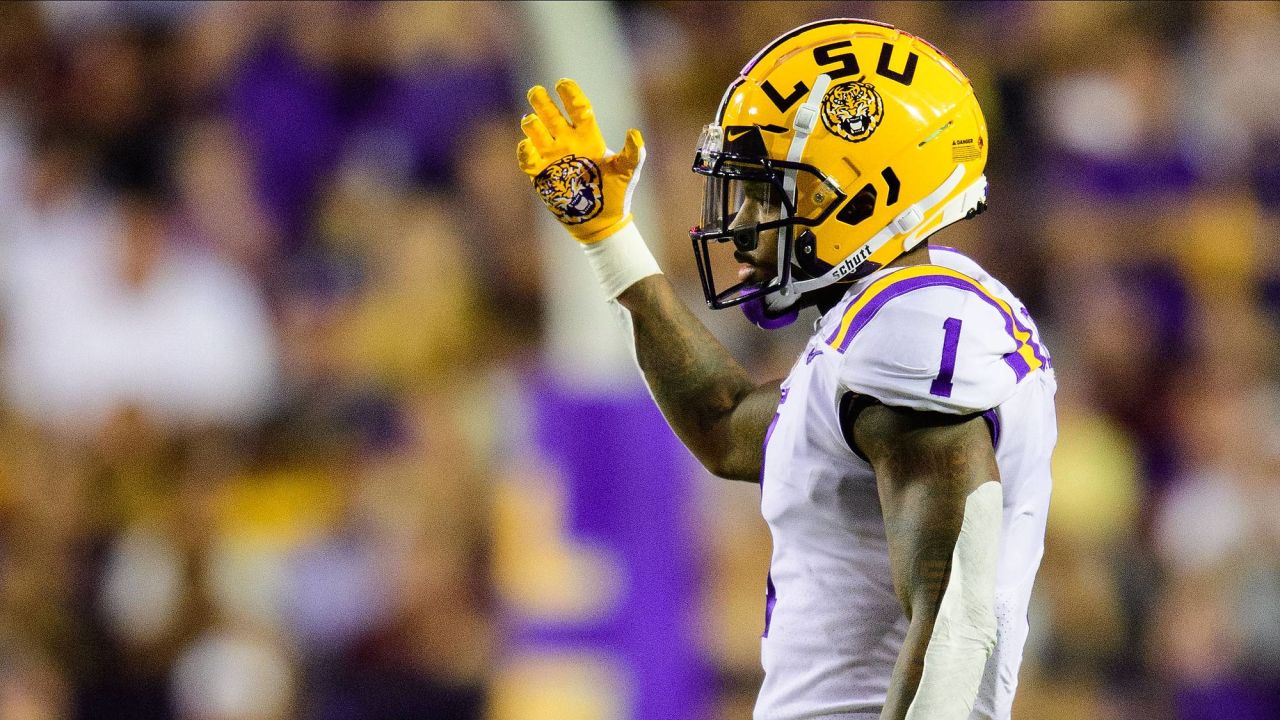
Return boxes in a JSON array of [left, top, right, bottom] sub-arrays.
[[826, 266, 1047, 413]]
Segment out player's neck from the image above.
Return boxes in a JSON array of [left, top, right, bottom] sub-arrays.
[[811, 243, 933, 315]]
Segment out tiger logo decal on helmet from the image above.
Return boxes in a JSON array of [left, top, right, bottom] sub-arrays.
[[821, 79, 884, 143], [534, 155, 603, 224]]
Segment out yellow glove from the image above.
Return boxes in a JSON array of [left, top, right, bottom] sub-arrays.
[[517, 78, 646, 244]]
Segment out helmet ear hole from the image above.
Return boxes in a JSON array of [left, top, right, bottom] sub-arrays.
[[836, 183, 878, 226], [794, 229, 833, 278]]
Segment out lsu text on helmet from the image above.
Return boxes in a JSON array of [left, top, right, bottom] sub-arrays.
[[690, 18, 990, 313]]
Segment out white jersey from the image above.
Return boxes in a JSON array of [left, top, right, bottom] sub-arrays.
[[755, 246, 1057, 720]]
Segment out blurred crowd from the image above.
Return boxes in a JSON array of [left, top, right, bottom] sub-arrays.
[[0, 2, 1276, 719]]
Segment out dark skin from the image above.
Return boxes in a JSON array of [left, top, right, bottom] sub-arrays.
[[616, 189, 1001, 719], [853, 405, 1000, 719]]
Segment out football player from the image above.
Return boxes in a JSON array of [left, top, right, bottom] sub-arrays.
[[517, 18, 1056, 720]]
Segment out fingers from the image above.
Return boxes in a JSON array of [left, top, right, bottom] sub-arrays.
[[516, 138, 544, 176], [527, 84, 570, 138], [555, 78, 599, 138], [618, 128, 645, 170], [520, 113, 555, 152]]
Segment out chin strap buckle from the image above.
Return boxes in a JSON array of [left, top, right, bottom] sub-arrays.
[[793, 104, 819, 136], [888, 206, 924, 235]]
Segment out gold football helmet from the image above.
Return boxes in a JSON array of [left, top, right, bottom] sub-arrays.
[[691, 18, 989, 312]]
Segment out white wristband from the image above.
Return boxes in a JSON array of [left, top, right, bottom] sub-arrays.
[[582, 221, 662, 300]]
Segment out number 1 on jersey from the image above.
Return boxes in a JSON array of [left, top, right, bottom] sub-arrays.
[[929, 317, 962, 398]]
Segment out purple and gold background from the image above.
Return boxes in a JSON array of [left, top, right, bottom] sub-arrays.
[[0, 2, 1277, 719]]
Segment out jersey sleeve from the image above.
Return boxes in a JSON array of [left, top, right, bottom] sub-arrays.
[[831, 282, 1036, 415]]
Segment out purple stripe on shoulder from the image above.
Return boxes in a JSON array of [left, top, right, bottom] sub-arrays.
[[1010, 311, 1049, 367], [824, 278, 885, 347], [834, 275, 1018, 352]]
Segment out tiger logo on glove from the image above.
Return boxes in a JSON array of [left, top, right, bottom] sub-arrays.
[[821, 79, 884, 143], [534, 155, 604, 224]]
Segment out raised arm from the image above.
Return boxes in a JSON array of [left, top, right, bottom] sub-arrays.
[[517, 79, 776, 482], [619, 275, 779, 481], [848, 402, 1002, 720]]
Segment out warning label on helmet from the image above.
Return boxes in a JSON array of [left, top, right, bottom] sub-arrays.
[[952, 138, 981, 162]]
